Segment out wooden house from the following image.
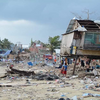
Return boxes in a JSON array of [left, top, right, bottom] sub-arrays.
[[60, 19, 100, 59]]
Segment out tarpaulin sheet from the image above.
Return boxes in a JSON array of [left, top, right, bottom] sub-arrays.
[[4, 50, 11, 56], [27, 62, 33, 66]]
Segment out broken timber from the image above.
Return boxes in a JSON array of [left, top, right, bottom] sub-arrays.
[[8, 67, 35, 76], [0, 84, 32, 87]]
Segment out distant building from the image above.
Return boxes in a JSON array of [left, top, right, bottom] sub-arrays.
[[29, 43, 45, 53]]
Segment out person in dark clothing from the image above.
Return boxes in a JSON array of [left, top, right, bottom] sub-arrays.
[[86, 59, 90, 72], [87, 67, 90, 72], [86, 59, 91, 65], [96, 64, 100, 69], [55, 60, 63, 69], [81, 60, 84, 67]]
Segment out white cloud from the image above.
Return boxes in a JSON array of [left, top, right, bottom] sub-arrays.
[[0, 20, 43, 27], [0, 20, 64, 44]]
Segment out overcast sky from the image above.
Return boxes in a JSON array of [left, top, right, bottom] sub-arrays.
[[0, 0, 100, 45]]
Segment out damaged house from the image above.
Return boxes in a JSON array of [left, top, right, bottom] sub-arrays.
[[60, 19, 100, 59]]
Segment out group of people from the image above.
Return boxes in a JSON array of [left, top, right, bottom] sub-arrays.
[[77, 57, 100, 72], [56, 57, 100, 77]]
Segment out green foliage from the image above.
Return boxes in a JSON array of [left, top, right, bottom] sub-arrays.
[[0, 38, 13, 49], [48, 36, 61, 55], [30, 35, 61, 55]]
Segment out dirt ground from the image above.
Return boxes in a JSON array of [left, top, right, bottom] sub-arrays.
[[0, 62, 100, 100]]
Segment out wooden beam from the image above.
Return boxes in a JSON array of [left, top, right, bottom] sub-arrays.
[[72, 56, 78, 75]]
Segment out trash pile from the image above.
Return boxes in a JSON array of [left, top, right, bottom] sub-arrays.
[[83, 93, 100, 98], [1, 59, 100, 100], [78, 76, 100, 91]]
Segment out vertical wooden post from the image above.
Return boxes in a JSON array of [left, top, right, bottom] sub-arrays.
[[59, 55, 61, 63], [72, 56, 78, 75]]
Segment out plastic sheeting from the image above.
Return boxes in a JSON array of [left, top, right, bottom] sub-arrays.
[[3, 50, 11, 57], [27, 62, 33, 66]]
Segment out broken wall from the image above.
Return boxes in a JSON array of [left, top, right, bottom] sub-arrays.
[[60, 32, 74, 55]]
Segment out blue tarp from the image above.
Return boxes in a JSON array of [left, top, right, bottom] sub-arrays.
[[27, 62, 33, 66], [3, 50, 11, 57]]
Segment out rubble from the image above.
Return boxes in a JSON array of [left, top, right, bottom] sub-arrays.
[[83, 93, 100, 98], [7, 67, 35, 76], [0, 58, 100, 100], [32, 73, 59, 80]]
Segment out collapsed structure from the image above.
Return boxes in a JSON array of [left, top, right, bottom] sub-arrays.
[[60, 19, 100, 74], [60, 19, 100, 59]]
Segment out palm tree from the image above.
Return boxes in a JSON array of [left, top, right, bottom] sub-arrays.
[[48, 36, 61, 55]]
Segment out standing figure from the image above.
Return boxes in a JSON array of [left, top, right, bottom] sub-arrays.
[[54, 58, 57, 65], [63, 63, 68, 77], [61, 63, 68, 77], [86, 58, 90, 72]]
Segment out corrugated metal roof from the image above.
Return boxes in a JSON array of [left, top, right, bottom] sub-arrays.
[[66, 19, 76, 32], [64, 19, 100, 35], [77, 20, 100, 30]]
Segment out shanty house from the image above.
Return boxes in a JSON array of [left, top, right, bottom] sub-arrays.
[[60, 19, 100, 58]]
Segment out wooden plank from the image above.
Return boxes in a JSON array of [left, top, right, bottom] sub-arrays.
[[77, 50, 100, 56], [0, 84, 32, 87], [9, 68, 35, 76]]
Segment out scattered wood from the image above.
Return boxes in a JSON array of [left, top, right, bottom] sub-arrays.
[[78, 72, 96, 78], [9, 67, 35, 76], [0, 75, 7, 79], [78, 73, 86, 78], [0, 84, 32, 87]]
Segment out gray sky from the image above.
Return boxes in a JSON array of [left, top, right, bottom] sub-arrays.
[[0, 0, 100, 45]]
